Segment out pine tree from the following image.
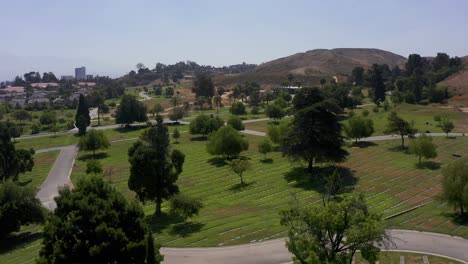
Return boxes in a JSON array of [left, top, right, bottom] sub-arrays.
[[75, 94, 90, 136]]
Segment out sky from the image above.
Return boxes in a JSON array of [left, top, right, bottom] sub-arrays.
[[1, 0, 467, 81]]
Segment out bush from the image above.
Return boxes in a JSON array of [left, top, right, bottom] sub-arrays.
[[250, 106, 260, 115], [169, 194, 203, 221], [40, 111, 57, 126], [372, 106, 379, 113], [227, 116, 245, 131], [189, 115, 224, 137], [0, 181, 45, 239], [31, 123, 41, 134], [230, 102, 246, 115], [348, 110, 355, 118], [86, 159, 103, 175], [207, 126, 248, 158], [109, 102, 117, 107], [362, 109, 370, 117], [265, 104, 285, 120]]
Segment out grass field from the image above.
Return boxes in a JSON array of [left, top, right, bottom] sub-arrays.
[[354, 251, 463, 263], [3, 125, 468, 262]]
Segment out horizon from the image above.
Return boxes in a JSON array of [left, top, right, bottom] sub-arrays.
[[1, 0, 467, 81]]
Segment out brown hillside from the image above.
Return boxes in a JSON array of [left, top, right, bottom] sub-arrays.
[[439, 56, 468, 98], [215, 48, 406, 88]]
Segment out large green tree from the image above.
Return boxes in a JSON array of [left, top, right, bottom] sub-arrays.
[[385, 111, 417, 148], [78, 130, 110, 157], [193, 73, 215, 109], [280, 194, 387, 264], [37, 176, 162, 263], [0, 181, 44, 239], [206, 125, 248, 159], [409, 134, 437, 165], [344, 115, 374, 143], [368, 64, 386, 104], [0, 122, 35, 183], [189, 115, 224, 137], [440, 159, 468, 215], [75, 94, 90, 136], [115, 95, 147, 126], [128, 119, 185, 215], [282, 98, 348, 172]]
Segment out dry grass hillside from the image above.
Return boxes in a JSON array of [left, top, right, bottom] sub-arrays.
[[215, 48, 406, 88], [439, 56, 468, 98]]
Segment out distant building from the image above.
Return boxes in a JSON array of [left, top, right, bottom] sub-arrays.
[[86, 74, 93, 80], [61, 75, 74, 81], [75, 67, 86, 80]]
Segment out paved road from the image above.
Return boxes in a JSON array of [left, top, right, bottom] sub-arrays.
[[35, 145, 78, 210], [161, 230, 468, 264]]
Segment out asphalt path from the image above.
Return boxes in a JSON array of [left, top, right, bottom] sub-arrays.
[[35, 145, 78, 210], [161, 230, 468, 263]]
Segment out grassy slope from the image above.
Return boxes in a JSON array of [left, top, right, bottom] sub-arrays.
[[355, 251, 463, 264]]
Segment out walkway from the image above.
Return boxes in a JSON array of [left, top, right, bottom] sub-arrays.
[[161, 230, 468, 263]]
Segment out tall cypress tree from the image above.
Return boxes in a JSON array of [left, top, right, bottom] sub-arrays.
[[75, 94, 90, 136]]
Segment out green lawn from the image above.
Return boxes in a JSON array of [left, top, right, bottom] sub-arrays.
[[354, 251, 463, 263], [3, 129, 468, 262], [21, 150, 60, 189]]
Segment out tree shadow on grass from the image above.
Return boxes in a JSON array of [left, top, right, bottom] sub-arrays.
[[228, 181, 256, 192], [284, 166, 357, 194], [0, 231, 42, 255], [17, 179, 32, 187], [350, 141, 377, 148], [144, 212, 184, 234], [190, 136, 208, 141], [415, 161, 441, 170], [207, 157, 226, 167], [388, 145, 409, 153], [115, 125, 145, 134], [169, 222, 205, 237], [441, 212, 468, 226], [260, 158, 274, 164], [78, 152, 109, 161]]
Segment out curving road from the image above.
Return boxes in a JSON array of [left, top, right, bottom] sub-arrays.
[[31, 118, 468, 262], [161, 230, 468, 263]]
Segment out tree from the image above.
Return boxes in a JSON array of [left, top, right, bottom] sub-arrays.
[[230, 102, 246, 115], [280, 194, 387, 264], [320, 78, 326, 88], [153, 103, 165, 116], [146, 231, 163, 264], [409, 134, 437, 165], [189, 115, 224, 138], [193, 73, 215, 109], [440, 117, 454, 137], [207, 126, 248, 159], [75, 94, 90, 135], [37, 176, 162, 263], [440, 159, 468, 215], [343, 116, 374, 143], [12, 109, 32, 124], [50, 123, 60, 137], [227, 115, 244, 131], [368, 64, 386, 104], [169, 194, 204, 221], [282, 100, 348, 172], [385, 112, 417, 148], [78, 130, 110, 157], [172, 128, 180, 143], [226, 159, 250, 185], [265, 104, 285, 120], [168, 107, 185, 123], [258, 138, 272, 159], [88, 91, 105, 126], [267, 121, 290, 144], [0, 122, 35, 183], [8, 124, 22, 142], [0, 181, 44, 240], [128, 119, 185, 215], [115, 95, 147, 126], [351, 66, 365, 85], [40, 111, 57, 126], [86, 159, 103, 175]]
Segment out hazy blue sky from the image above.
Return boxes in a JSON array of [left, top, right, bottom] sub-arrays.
[[1, 0, 467, 80]]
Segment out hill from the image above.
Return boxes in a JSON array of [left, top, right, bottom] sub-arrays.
[[215, 48, 407, 88], [438, 56, 468, 99]]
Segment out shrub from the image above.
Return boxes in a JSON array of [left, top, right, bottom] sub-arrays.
[[169, 194, 203, 221], [372, 106, 379, 113], [227, 116, 244, 131], [250, 106, 260, 115], [348, 110, 355, 118], [362, 109, 370, 117], [207, 126, 248, 158], [230, 102, 246, 115], [86, 159, 103, 175], [31, 123, 41, 134], [189, 115, 224, 137]]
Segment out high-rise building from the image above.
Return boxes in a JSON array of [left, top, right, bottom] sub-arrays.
[[75, 66, 86, 80]]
